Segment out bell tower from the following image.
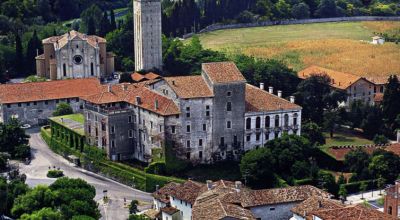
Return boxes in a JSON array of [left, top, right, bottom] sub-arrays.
[[133, 0, 163, 71]]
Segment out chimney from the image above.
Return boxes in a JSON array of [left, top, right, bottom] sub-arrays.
[[260, 83, 265, 90], [269, 87, 273, 94], [36, 49, 39, 57], [107, 85, 112, 93], [318, 200, 322, 208], [277, 90, 282, 98], [235, 181, 242, 192], [172, 80, 176, 86], [156, 185, 160, 191], [136, 96, 141, 105], [155, 99, 159, 110], [122, 84, 128, 91], [290, 96, 295, 103], [206, 180, 213, 190]]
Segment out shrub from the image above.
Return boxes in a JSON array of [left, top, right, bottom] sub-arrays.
[[340, 179, 377, 194], [47, 170, 64, 178], [145, 162, 166, 175], [373, 134, 389, 145]]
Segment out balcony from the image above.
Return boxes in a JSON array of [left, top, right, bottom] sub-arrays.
[[85, 104, 132, 115]]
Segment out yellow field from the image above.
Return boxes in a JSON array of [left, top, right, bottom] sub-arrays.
[[197, 21, 400, 76]]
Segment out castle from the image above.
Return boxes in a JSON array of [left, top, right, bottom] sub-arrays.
[[0, 0, 302, 164]]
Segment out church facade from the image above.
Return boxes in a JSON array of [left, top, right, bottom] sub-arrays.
[[36, 30, 115, 80]]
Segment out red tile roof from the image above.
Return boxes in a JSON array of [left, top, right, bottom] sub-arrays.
[[42, 30, 106, 48], [0, 78, 101, 104], [291, 196, 344, 217], [164, 76, 214, 99], [144, 72, 161, 80], [167, 180, 204, 205], [245, 84, 301, 112], [202, 62, 246, 84], [308, 204, 398, 220], [298, 66, 363, 90], [161, 206, 180, 215], [131, 73, 145, 82], [83, 83, 180, 116]]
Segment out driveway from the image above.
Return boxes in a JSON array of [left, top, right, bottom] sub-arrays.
[[19, 128, 153, 220]]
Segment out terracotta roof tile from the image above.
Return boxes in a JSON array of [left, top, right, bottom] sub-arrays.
[[164, 76, 214, 99], [144, 72, 161, 80], [43, 30, 106, 48], [131, 73, 145, 82], [291, 196, 344, 217], [167, 180, 204, 204], [202, 62, 246, 84], [0, 78, 101, 104], [298, 66, 362, 90], [308, 204, 398, 220], [161, 206, 180, 215], [245, 84, 301, 112]]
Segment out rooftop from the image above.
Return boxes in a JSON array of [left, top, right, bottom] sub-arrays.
[[308, 204, 398, 220], [131, 72, 161, 82], [202, 62, 246, 84], [245, 84, 301, 112], [291, 196, 344, 217], [164, 76, 214, 99], [298, 66, 363, 90], [0, 78, 101, 104], [42, 30, 106, 48]]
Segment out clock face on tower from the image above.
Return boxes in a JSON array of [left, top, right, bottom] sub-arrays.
[[73, 55, 83, 65]]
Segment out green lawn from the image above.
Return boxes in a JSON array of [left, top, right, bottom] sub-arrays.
[[322, 131, 373, 149], [50, 114, 85, 135]]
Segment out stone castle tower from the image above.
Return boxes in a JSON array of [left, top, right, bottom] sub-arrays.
[[133, 0, 163, 71]]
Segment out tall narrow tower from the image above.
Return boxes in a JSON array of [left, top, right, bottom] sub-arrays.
[[133, 0, 163, 71]]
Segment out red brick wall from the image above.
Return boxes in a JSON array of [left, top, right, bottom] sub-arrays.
[[384, 184, 399, 217]]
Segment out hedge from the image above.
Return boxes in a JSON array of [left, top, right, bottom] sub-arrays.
[[47, 170, 64, 178], [294, 178, 314, 186], [314, 149, 344, 171], [40, 127, 185, 192], [340, 179, 377, 194]]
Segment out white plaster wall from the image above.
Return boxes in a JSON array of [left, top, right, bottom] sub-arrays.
[[250, 202, 298, 220], [170, 197, 192, 220]]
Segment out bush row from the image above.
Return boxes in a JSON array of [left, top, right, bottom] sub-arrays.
[[47, 170, 64, 178], [340, 179, 377, 195]]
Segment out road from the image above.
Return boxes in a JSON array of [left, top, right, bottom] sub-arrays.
[[19, 128, 153, 220], [346, 189, 385, 212]]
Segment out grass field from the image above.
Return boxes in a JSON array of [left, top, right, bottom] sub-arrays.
[[196, 21, 400, 76], [322, 131, 373, 149]]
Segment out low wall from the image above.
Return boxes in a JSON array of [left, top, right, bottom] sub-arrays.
[[182, 16, 400, 38]]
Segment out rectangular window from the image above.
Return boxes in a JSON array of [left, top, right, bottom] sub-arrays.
[[111, 140, 115, 148], [246, 135, 251, 142], [186, 140, 190, 148], [186, 107, 190, 118], [18, 103, 21, 107], [150, 121, 153, 129], [256, 133, 261, 141], [226, 102, 232, 111], [128, 116, 132, 123], [134, 115, 137, 123], [26, 102, 30, 106], [186, 125, 191, 133], [171, 126, 176, 134], [129, 130, 133, 138], [88, 125, 91, 134], [111, 126, 115, 134], [7, 104, 11, 108], [45, 101, 48, 105], [199, 139, 203, 146], [159, 125, 162, 132], [199, 151, 203, 159], [33, 101, 37, 106], [203, 124, 206, 131], [186, 152, 190, 160], [56, 99, 59, 104], [220, 137, 225, 146], [227, 121, 231, 129], [206, 105, 210, 117]]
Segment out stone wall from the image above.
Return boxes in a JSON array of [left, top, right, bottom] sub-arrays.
[[182, 16, 400, 39]]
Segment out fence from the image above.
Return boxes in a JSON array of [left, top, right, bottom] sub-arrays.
[[182, 16, 400, 39]]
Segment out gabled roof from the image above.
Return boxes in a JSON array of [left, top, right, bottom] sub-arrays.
[[202, 62, 246, 84], [291, 196, 344, 217], [308, 204, 398, 220], [298, 66, 363, 90], [42, 30, 106, 49], [0, 78, 101, 104], [245, 84, 301, 112], [131, 72, 145, 82], [166, 180, 204, 205], [164, 76, 214, 99], [144, 72, 161, 80]]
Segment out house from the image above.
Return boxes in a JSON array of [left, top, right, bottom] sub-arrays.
[[36, 30, 115, 80], [309, 204, 397, 220], [290, 196, 344, 220], [0, 78, 101, 125], [384, 180, 400, 218], [152, 179, 331, 220], [131, 72, 161, 83], [372, 36, 385, 45], [298, 66, 378, 107]]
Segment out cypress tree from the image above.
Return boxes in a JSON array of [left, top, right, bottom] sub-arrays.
[[110, 10, 117, 31], [99, 11, 110, 37], [26, 30, 43, 75], [382, 75, 400, 129], [87, 17, 96, 35], [15, 34, 24, 77]]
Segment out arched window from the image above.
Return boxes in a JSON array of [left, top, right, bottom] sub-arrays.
[[63, 64, 67, 77], [284, 114, 289, 127], [275, 115, 280, 127], [90, 63, 94, 76], [265, 116, 270, 128], [246, 118, 251, 130], [256, 117, 261, 129], [293, 113, 298, 126]]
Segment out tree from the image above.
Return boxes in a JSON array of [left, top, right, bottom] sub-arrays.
[[316, 0, 338, 17], [0, 119, 30, 159], [109, 10, 117, 31], [291, 3, 310, 19], [382, 75, 400, 133], [52, 103, 73, 116], [15, 33, 24, 76], [359, 181, 368, 199], [323, 109, 343, 138], [317, 171, 339, 196], [344, 148, 370, 180], [26, 30, 43, 75], [301, 122, 325, 146], [11, 185, 56, 217], [129, 200, 139, 214], [373, 134, 389, 145], [338, 185, 347, 202], [240, 147, 276, 189], [119, 73, 134, 83], [377, 175, 386, 195], [99, 11, 111, 37], [361, 106, 384, 138], [337, 173, 346, 185], [20, 207, 63, 220], [370, 151, 400, 183], [87, 17, 96, 35], [295, 74, 346, 124]]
